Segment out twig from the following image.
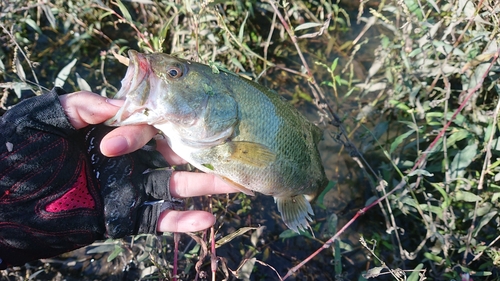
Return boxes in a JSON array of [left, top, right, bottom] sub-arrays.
[[94, 1, 154, 51], [476, 88, 500, 191], [463, 48, 500, 263], [266, 0, 323, 101], [266, 0, 378, 181], [257, 9, 277, 81], [209, 196, 218, 281], [173, 233, 180, 281], [425, 0, 485, 96], [0, 23, 43, 94], [466, 97, 500, 265], [412, 48, 499, 172], [471, 234, 500, 264], [283, 179, 407, 279], [282, 46, 500, 280]]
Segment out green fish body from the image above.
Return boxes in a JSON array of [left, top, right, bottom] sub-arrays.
[[107, 50, 328, 232]]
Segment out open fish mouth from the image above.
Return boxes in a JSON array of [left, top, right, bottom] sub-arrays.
[[105, 50, 154, 126], [113, 50, 149, 100]]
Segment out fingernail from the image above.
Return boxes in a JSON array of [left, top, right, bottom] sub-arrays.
[[106, 98, 124, 107], [102, 135, 128, 156]]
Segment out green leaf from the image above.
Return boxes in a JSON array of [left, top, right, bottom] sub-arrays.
[[445, 112, 466, 126], [446, 129, 471, 148], [472, 271, 493, 276], [41, 4, 57, 29], [390, 129, 415, 154], [330, 57, 339, 72], [115, 0, 132, 22], [358, 274, 368, 281], [419, 204, 445, 219], [455, 190, 482, 202], [238, 12, 249, 43], [492, 138, 500, 151], [202, 163, 214, 170], [279, 228, 313, 239], [76, 72, 92, 91], [472, 202, 492, 217], [85, 243, 116, 254], [1, 82, 31, 98], [294, 22, 323, 31], [24, 18, 42, 34], [326, 213, 338, 236], [473, 210, 497, 236], [404, 0, 422, 20], [316, 181, 335, 209], [362, 267, 385, 278], [407, 169, 434, 177], [431, 183, 451, 209], [238, 258, 256, 281], [424, 252, 443, 263], [107, 245, 124, 262], [55, 58, 77, 87], [215, 226, 260, 248], [14, 56, 26, 81], [450, 143, 478, 180], [484, 122, 495, 144], [389, 100, 411, 111], [372, 121, 389, 141], [407, 263, 424, 281], [250, 226, 266, 247], [230, 57, 246, 72], [492, 192, 500, 203]]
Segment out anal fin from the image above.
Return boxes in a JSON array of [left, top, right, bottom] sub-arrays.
[[275, 195, 314, 233]]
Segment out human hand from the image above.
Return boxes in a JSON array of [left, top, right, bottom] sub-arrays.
[[60, 91, 238, 233], [1, 89, 239, 269]]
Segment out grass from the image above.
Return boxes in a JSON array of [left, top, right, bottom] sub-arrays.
[[1, 0, 500, 280]]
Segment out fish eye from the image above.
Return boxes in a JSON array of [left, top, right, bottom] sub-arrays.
[[167, 64, 183, 79]]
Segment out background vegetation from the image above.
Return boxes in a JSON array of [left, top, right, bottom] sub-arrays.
[[1, 0, 499, 280]]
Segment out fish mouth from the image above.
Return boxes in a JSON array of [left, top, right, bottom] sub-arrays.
[[113, 50, 149, 99], [105, 50, 153, 126]]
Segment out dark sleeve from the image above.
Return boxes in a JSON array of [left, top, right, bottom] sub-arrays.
[[1, 87, 75, 138], [0, 88, 105, 269]]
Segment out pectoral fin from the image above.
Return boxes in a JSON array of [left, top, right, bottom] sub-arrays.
[[227, 141, 276, 167], [275, 195, 314, 233]]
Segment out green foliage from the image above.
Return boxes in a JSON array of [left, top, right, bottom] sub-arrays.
[[357, 0, 500, 278]]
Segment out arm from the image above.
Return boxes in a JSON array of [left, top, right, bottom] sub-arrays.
[[0, 89, 104, 268]]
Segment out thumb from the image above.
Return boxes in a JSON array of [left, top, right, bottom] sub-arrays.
[[59, 91, 124, 129]]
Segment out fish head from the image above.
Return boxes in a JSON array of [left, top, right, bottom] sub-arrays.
[[106, 51, 238, 145]]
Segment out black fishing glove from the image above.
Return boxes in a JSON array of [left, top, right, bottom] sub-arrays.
[[84, 125, 175, 238], [0, 89, 175, 269]]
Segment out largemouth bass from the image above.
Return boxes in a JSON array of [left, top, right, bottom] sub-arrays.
[[106, 50, 328, 233]]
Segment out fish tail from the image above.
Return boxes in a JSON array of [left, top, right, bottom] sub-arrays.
[[275, 195, 314, 233]]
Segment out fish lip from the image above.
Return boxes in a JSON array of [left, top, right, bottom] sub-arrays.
[[113, 50, 149, 99], [105, 50, 151, 126]]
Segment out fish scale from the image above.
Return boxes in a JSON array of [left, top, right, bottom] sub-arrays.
[[106, 50, 328, 233]]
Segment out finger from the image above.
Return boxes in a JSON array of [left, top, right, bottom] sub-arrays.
[[169, 171, 239, 198], [100, 125, 158, 156], [156, 139, 188, 165], [59, 91, 123, 129], [157, 210, 215, 232]]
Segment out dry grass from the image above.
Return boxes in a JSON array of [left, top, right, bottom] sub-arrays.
[[1, 0, 500, 280]]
